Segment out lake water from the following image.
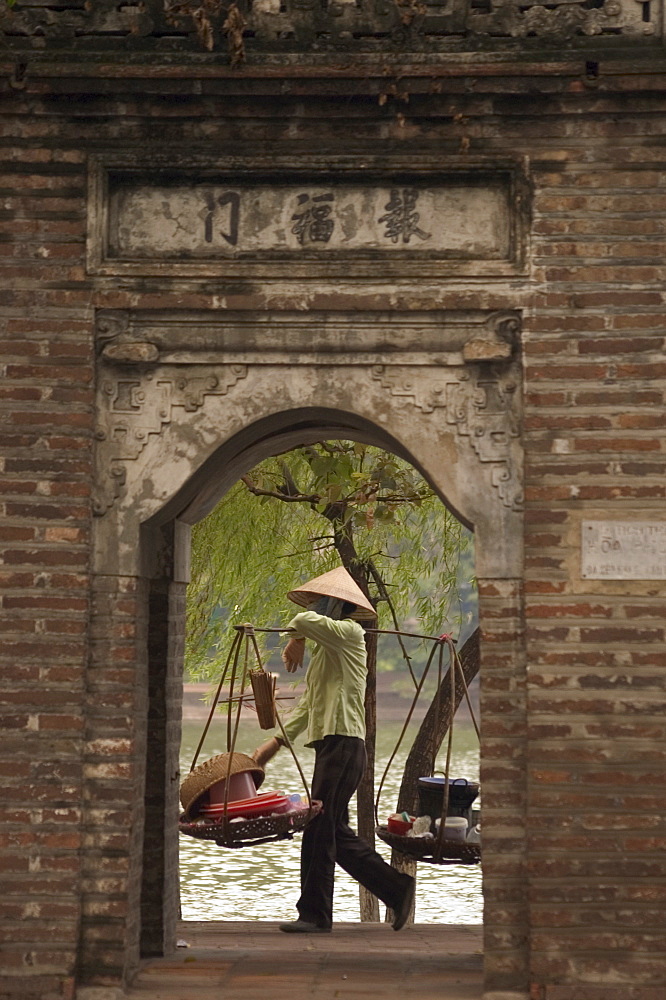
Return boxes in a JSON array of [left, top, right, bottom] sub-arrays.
[[179, 719, 482, 924]]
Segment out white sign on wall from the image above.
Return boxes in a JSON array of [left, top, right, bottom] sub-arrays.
[[581, 521, 666, 580], [109, 181, 511, 258]]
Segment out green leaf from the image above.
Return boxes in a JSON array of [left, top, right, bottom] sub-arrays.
[[184, 439, 474, 682]]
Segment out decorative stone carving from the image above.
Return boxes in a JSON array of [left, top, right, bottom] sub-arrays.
[[372, 365, 522, 509], [102, 342, 160, 363], [467, 0, 637, 39], [93, 366, 247, 515], [2, 0, 658, 54], [96, 310, 130, 351]]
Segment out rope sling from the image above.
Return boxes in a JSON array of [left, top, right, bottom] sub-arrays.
[[179, 623, 322, 848], [374, 633, 481, 865], [179, 624, 480, 865]]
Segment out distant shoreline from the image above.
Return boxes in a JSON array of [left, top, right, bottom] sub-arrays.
[[182, 676, 479, 724]]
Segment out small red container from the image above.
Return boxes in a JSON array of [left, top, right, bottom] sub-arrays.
[[387, 814, 414, 836]]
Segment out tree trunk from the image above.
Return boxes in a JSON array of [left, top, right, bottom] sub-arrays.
[[397, 627, 480, 815], [385, 628, 481, 925]]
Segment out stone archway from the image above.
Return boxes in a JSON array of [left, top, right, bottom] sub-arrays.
[[84, 307, 527, 994]]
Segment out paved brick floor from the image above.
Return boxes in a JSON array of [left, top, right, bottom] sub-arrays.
[[127, 921, 484, 1000]]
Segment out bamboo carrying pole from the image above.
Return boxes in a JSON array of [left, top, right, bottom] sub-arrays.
[[248, 625, 457, 644], [186, 621, 477, 856]]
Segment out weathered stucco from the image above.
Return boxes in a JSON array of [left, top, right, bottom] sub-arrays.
[[92, 308, 524, 580]]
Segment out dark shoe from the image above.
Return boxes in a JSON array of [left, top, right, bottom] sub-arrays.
[[279, 919, 331, 934], [392, 877, 416, 931]]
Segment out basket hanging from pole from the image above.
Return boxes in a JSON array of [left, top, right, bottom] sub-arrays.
[[179, 799, 322, 848], [375, 632, 481, 866], [178, 624, 318, 849], [249, 667, 277, 730]]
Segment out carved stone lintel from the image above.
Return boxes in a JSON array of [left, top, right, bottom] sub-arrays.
[[371, 365, 522, 510], [98, 308, 521, 365]]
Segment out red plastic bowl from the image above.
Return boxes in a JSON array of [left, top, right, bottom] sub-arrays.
[[200, 791, 289, 820], [387, 815, 414, 836]]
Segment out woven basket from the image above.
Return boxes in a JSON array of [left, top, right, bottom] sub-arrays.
[[376, 825, 481, 865], [179, 800, 322, 849], [249, 669, 277, 730], [180, 752, 265, 819]]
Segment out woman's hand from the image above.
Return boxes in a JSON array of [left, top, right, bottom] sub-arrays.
[[251, 737, 282, 767], [282, 636, 305, 673]]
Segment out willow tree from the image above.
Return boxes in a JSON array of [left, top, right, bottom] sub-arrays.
[[186, 440, 471, 919]]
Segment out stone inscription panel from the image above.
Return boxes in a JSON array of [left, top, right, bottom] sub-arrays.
[[107, 177, 511, 260], [581, 520, 666, 580]]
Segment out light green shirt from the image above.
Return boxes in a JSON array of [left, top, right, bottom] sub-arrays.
[[280, 611, 367, 746]]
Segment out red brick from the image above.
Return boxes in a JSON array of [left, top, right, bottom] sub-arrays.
[[617, 413, 666, 429], [37, 715, 84, 731], [572, 437, 661, 452], [4, 595, 88, 610], [46, 437, 91, 452], [523, 341, 572, 356], [619, 461, 665, 475], [0, 386, 43, 401], [0, 526, 37, 541], [0, 339, 41, 356], [3, 457, 90, 474], [44, 342, 91, 359], [43, 525, 88, 541], [526, 603, 613, 619], [43, 483, 91, 500], [570, 291, 663, 307], [525, 414, 612, 430], [525, 363, 609, 381], [577, 485, 665, 499], [617, 362, 666, 378], [578, 336, 662, 353], [525, 393, 570, 409], [524, 531, 564, 546], [525, 581, 567, 594], [9, 411, 93, 429], [5, 501, 87, 518], [5, 364, 92, 383], [574, 390, 663, 405]]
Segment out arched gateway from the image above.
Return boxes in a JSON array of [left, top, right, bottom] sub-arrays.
[[89, 305, 525, 985], [2, 7, 665, 1000]]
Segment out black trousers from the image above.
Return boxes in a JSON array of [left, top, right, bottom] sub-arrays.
[[297, 734, 411, 928]]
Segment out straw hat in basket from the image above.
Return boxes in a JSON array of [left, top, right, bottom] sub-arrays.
[[180, 752, 265, 819], [287, 566, 376, 621]]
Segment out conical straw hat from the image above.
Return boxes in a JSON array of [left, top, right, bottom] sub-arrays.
[[180, 752, 265, 819], [287, 566, 376, 621]]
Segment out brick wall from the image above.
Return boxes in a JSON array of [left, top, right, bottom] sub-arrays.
[[478, 578, 528, 993], [0, 141, 92, 998], [79, 574, 149, 987], [524, 150, 666, 999], [0, 54, 664, 999]]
